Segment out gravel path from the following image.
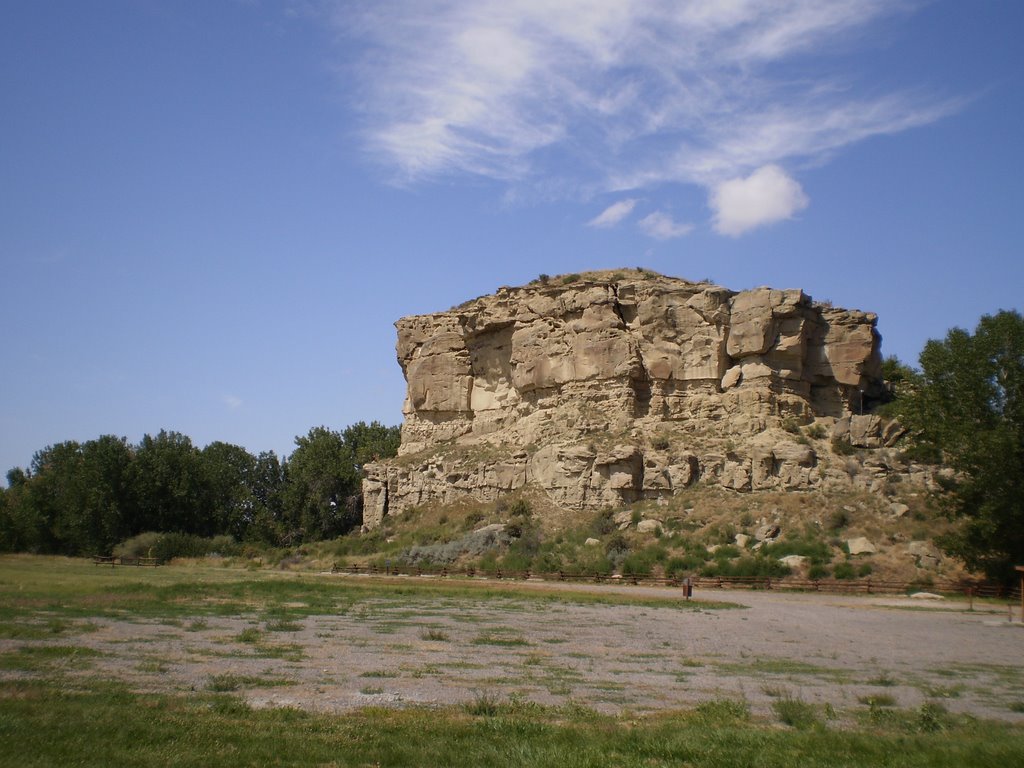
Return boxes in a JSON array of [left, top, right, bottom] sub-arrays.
[[18, 576, 1024, 721]]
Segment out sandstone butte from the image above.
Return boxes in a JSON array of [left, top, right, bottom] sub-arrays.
[[362, 269, 928, 530]]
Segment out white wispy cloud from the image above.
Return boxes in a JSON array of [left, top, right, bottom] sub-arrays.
[[222, 394, 243, 410], [333, 0, 958, 234], [588, 199, 637, 228], [711, 165, 810, 237], [638, 211, 694, 240]]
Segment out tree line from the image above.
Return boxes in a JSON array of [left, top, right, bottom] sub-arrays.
[[0, 422, 400, 556], [887, 310, 1023, 583]]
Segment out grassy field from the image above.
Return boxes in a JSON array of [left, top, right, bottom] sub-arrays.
[[0, 553, 733, 622], [1, 555, 1022, 767], [3, 676, 1022, 767]]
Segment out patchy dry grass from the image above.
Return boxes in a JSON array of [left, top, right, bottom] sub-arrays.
[[5, 678, 1020, 768]]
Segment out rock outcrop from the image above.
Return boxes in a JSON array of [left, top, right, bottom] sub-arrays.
[[363, 269, 911, 529]]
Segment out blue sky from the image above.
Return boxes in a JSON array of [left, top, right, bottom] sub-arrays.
[[2, 0, 1022, 478]]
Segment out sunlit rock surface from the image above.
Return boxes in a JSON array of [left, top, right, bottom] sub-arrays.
[[363, 269, 909, 529]]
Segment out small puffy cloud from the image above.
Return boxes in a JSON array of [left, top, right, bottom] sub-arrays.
[[587, 198, 637, 228], [638, 211, 693, 240], [222, 394, 243, 410], [710, 165, 809, 236]]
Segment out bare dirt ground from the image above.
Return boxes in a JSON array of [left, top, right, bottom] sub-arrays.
[[20, 575, 1024, 722]]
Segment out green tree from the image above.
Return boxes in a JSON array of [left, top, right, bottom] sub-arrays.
[[131, 431, 208, 536], [5, 467, 28, 488], [28, 440, 91, 554], [200, 441, 258, 540], [0, 480, 18, 552], [894, 310, 1024, 581], [342, 421, 401, 468], [3, 436, 135, 555], [197, 442, 290, 543], [282, 427, 360, 541], [75, 435, 135, 552], [880, 355, 919, 400], [0, 467, 46, 552], [245, 451, 287, 545]]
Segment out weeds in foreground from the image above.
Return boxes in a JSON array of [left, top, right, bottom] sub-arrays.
[[420, 628, 449, 641], [773, 696, 822, 730], [253, 642, 304, 661], [867, 672, 898, 687], [0, 644, 102, 672], [694, 698, 750, 724], [207, 674, 291, 692], [860, 698, 955, 734], [472, 631, 530, 647], [917, 702, 950, 733], [462, 691, 555, 718], [921, 683, 963, 699], [464, 690, 503, 717], [858, 693, 897, 707], [4, 679, 1021, 768], [264, 619, 302, 632], [237, 628, 262, 644]]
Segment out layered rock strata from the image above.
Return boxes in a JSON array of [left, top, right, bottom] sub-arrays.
[[363, 270, 906, 529]]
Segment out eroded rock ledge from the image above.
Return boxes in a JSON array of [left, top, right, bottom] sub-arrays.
[[363, 269, 914, 529]]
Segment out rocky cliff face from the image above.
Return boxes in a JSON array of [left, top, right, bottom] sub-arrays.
[[363, 270, 913, 529]]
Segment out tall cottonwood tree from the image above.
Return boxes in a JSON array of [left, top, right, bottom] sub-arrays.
[[282, 426, 359, 541], [201, 441, 259, 540], [281, 422, 400, 541], [244, 450, 287, 544], [894, 310, 1024, 581], [131, 431, 207, 536]]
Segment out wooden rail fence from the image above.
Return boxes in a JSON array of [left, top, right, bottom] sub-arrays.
[[92, 556, 160, 567], [329, 561, 1022, 600]]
